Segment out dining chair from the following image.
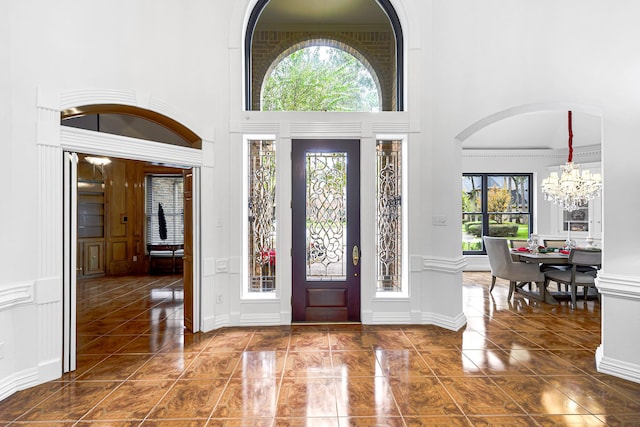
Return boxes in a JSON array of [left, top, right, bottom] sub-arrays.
[[543, 239, 566, 249], [543, 249, 602, 309], [509, 239, 529, 249], [538, 239, 572, 292], [483, 236, 545, 300]]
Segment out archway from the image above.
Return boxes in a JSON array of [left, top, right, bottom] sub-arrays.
[[35, 92, 205, 373]]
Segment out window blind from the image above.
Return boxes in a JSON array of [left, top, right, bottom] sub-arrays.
[[146, 175, 184, 246]]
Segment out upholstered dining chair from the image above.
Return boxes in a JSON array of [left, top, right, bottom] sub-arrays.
[[483, 236, 545, 300], [543, 248, 602, 309], [509, 239, 529, 249], [540, 239, 571, 291], [543, 239, 567, 249]]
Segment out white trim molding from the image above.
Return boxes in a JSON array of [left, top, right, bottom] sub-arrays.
[[596, 345, 640, 384], [596, 273, 640, 300], [0, 368, 39, 402], [596, 273, 640, 384], [420, 311, 467, 332], [239, 313, 283, 326], [371, 311, 413, 324], [462, 255, 490, 272], [423, 256, 467, 273], [61, 127, 203, 167], [0, 282, 35, 311]]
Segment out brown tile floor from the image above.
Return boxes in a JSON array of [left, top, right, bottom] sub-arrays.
[[2, 273, 640, 426]]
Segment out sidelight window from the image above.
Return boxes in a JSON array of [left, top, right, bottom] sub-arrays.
[[376, 140, 405, 293], [246, 139, 277, 293]]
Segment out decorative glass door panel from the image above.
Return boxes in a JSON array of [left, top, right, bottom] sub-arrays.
[[305, 152, 347, 281], [292, 139, 360, 322]]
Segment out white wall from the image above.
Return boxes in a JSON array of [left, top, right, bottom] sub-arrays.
[[434, 0, 640, 382], [2, 0, 640, 401]]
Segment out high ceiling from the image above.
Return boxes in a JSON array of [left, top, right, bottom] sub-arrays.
[[462, 111, 601, 151], [257, 0, 389, 26], [255, 1, 601, 151]]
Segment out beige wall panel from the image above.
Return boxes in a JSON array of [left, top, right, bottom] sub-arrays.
[[111, 240, 128, 261], [83, 239, 105, 276]]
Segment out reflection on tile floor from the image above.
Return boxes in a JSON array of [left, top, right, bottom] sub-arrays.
[[2, 272, 640, 426]]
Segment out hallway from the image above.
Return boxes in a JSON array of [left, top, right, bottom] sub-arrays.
[[1, 273, 639, 426]]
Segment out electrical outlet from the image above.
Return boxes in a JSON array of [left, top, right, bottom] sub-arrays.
[[216, 295, 223, 304], [133, 255, 138, 262], [0, 342, 4, 360]]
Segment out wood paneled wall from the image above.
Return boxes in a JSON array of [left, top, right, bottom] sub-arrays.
[[78, 156, 183, 276]]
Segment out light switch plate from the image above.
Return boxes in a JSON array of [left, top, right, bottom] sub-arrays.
[[432, 215, 447, 226]]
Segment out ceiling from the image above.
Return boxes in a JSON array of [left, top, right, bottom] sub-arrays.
[[257, 0, 389, 26], [461, 111, 601, 151], [255, 1, 602, 152]]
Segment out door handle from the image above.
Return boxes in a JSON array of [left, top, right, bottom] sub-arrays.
[[352, 245, 360, 266]]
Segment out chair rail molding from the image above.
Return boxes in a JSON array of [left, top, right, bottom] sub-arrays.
[[596, 273, 640, 300], [423, 255, 467, 273], [0, 281, 35, 311]]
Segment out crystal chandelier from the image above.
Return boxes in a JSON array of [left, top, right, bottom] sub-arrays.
[[541, 111, 602, 212]]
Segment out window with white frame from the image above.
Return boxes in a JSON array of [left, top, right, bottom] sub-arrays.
[[247, 139, 277, 293], [462, 173, 532, 254], [376, 139, 404, 292], [145, 175, 184, 246]]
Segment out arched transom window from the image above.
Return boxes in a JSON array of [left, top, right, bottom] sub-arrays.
[[246, 0, 404, 111]]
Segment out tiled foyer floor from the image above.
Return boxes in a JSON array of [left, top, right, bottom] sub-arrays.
[[2, 273, 640, 426]]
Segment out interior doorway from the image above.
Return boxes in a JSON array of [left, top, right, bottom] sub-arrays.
[[63, 152, 199, 372], [291, 139, 361, 322]]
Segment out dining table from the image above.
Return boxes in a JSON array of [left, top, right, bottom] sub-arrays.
[[515, 251, 570, 265], [510, 249, 571, 304]]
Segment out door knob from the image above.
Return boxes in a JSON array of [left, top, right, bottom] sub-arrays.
[[352, 245, 360, 266]]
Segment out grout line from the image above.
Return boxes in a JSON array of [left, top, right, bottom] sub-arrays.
[[204, 330, 256, 426]]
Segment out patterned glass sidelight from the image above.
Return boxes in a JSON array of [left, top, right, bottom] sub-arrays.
[[376, 140, 402, 291], [248, 140, 276, 292]]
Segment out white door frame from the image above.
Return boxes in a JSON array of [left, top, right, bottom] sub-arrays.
[[63, 152, 78, 372], [60, 127, 204, 372]]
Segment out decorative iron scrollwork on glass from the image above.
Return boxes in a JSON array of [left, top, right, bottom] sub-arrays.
[[248, 140, 276, 292], [306, 152, 347, 280], [376, 141, 402, 291]]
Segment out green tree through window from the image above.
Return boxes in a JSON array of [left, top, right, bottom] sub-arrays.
[[261, 46, 380, 112]]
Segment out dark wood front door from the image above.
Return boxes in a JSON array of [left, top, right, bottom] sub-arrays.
[[292, 139, 361, 322]]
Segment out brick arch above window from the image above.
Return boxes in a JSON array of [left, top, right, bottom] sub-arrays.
[[259, 38, 384, 111]]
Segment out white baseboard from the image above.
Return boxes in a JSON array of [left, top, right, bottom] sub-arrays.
[[0, 367, 39, 402], [38, 358, 61, 384], [370, 311, 412, 324], [596, 345, 640, 384], [240, 313, 282, 326], [202, 314, 229, 332], [421, 311, 467, 331], [366, 310, 466, 332]]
